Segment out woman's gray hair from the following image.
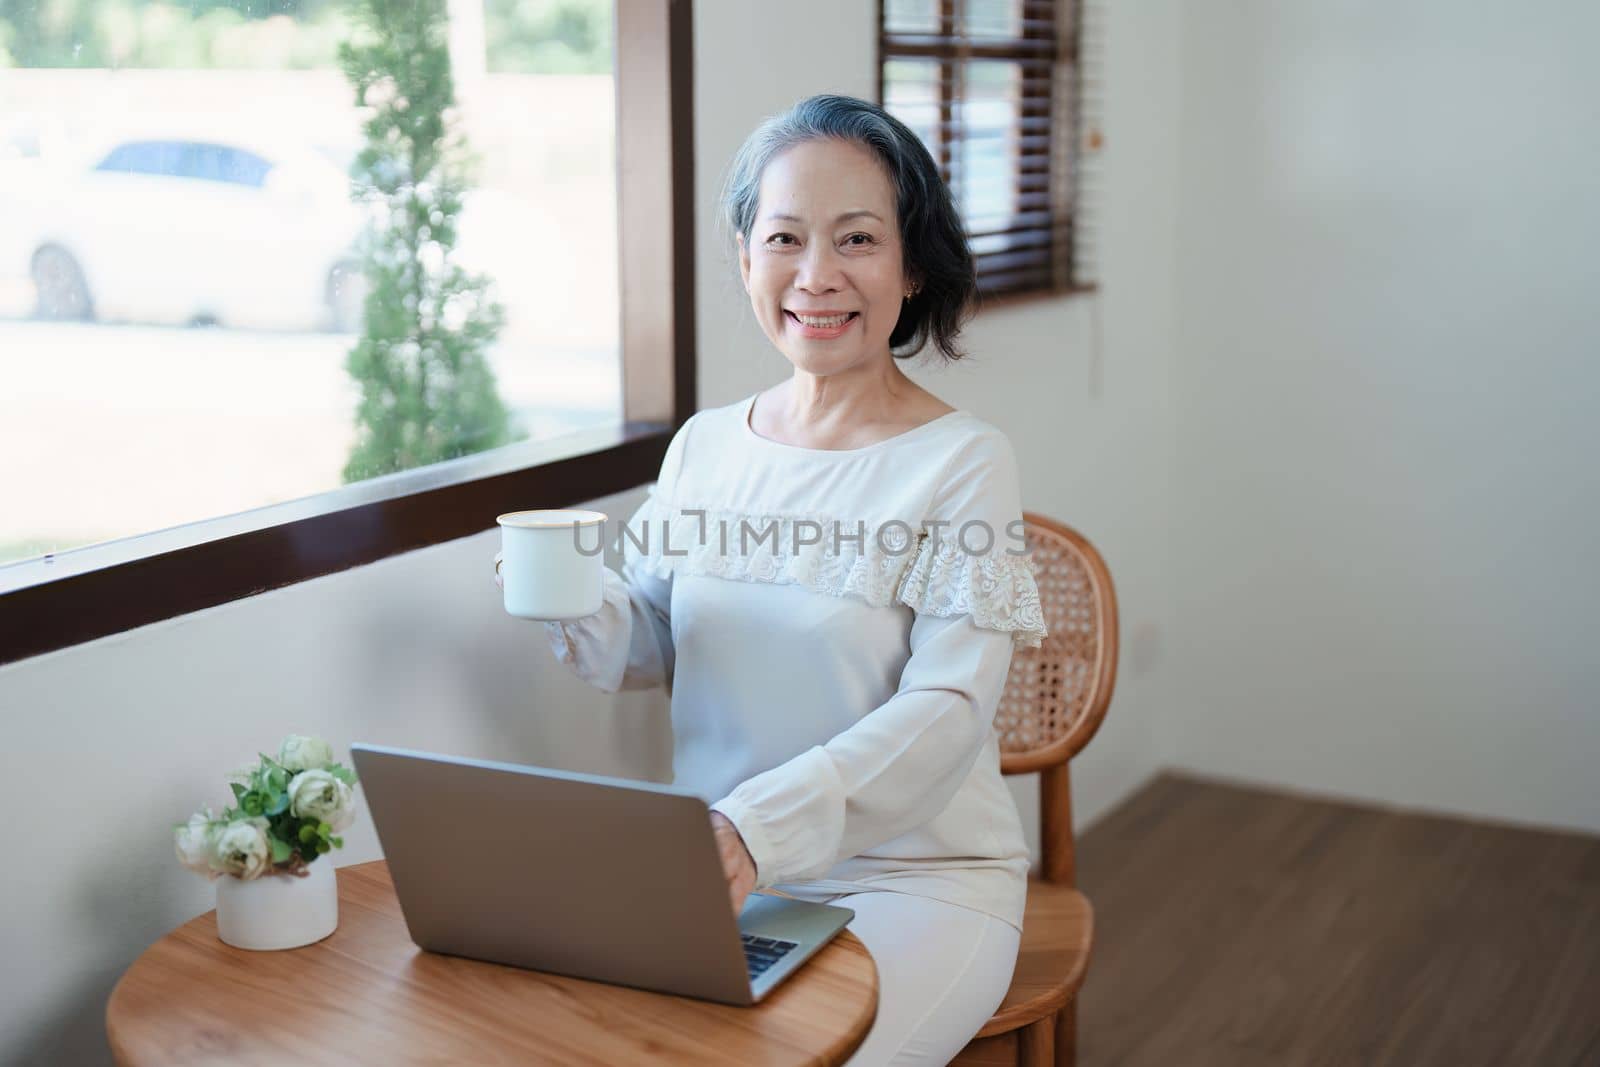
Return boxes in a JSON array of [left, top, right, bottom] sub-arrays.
[[719, 93, 977, 363]]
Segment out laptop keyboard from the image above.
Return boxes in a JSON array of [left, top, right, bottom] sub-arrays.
[[742, 934, 800, 980]]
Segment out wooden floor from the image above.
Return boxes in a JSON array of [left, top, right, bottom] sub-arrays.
[[1074, 773, 1600, 1067]]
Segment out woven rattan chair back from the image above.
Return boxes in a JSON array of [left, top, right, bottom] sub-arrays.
[[995, 513, 1119, 776], [992, 514, 1118, 889]]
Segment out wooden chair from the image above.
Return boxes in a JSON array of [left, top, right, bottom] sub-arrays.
[[951, 513, 1119, 1067]]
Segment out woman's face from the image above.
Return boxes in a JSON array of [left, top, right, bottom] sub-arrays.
[[738, 138, 911, 378]]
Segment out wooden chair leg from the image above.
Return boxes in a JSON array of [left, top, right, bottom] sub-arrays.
[[1056, 1001, 1077, 1067], [1018, 1015, 1055, 1067]]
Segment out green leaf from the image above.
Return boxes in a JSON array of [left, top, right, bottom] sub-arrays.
[[316, 840, 331, 854], [331, 836, 344, 849], [266, 792, 290, 817], [268, 834, 292, 864], [318, 822, 332, 836], [328, 766, 358, 786], [299, 824, 317, 844], [229, 782, 246, 802]]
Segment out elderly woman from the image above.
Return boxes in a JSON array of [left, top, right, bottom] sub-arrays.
[[535, 94, 1046, 1064]]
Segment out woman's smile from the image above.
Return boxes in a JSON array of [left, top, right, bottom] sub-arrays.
[[786, 309, 860, 338]]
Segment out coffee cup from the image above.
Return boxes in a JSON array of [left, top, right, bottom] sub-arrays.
[[496, 509, 607, 620]]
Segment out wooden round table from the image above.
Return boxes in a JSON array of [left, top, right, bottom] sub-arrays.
[[107, 860, 878, 1065]]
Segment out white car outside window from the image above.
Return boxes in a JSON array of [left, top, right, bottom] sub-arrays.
[[11, 130, 381, 332]]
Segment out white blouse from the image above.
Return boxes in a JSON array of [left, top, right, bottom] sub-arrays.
[[544, 392, 1047, 932]]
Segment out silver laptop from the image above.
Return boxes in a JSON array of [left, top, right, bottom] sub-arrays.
[[350, 742, 856, 1006]]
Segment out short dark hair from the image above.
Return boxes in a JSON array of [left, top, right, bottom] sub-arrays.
[[719, 93, 977, 363]]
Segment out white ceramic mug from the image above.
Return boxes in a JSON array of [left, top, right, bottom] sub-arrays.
[[496, 509, 607, 620]]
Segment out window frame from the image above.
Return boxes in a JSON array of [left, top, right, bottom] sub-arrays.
[[876, 0, 1095, 307], [0, 0, 696, 667]]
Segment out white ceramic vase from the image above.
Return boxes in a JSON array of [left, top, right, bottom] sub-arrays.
[[216, 859, 339, 950]]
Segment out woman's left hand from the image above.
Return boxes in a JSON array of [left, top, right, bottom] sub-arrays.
[[710, 810, 757, 917]]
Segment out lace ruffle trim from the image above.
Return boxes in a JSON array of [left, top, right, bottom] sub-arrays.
[[895, 536, 1049, 650], [628, 501, 1048, 649]]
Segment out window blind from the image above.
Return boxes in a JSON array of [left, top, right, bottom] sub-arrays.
[[879, 0, 1100, 298]]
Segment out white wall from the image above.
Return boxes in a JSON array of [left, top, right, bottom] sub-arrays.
[[0, 2, 1181, 1061], [1168, 0, 1600, 832]]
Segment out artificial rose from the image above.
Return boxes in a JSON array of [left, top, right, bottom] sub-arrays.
[[212, 817, 272, 881], [278, 735, 334, 773], [288, 769, 355, 831], [175, 809, 220, 877]]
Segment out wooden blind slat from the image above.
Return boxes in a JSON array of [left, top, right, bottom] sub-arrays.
[[948, 132, 1054, 154], [956, 186, 1053, 210], [960, 19, 1059, 36], [966, 213, 1058, 233], [971, 239, 1060, 264], [881, 39, 1059, 63], [883, 0, 1059, 26], [977, 266, 1057, 295], [882, 29, 1058, 45], [931, 114, 1054, 135], [974, 246, 1054, 273], [966, 221, 1057, 242], [969, 225, 1064, 246]]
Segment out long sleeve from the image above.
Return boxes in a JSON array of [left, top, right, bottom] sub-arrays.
[[707, 428, 1044, 888], [543, 512, 675, 693], [709, 611, 1014, 887], [541, 417, 695, 693]]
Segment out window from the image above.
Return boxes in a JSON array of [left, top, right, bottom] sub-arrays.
[[878, 0, 1101, 300], [95, 142, 183, 176], [95, 141, 275, 186], [0, 0, 694, 665], [185, 144, 275, 188]]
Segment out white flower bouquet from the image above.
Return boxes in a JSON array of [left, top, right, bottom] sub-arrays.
[[175, 735, 360, 881]]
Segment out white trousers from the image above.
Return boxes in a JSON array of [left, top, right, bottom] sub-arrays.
[[807, 890, 1022, 1067]]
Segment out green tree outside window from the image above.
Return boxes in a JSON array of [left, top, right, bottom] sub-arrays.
[[336, 0, 515, 480]]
